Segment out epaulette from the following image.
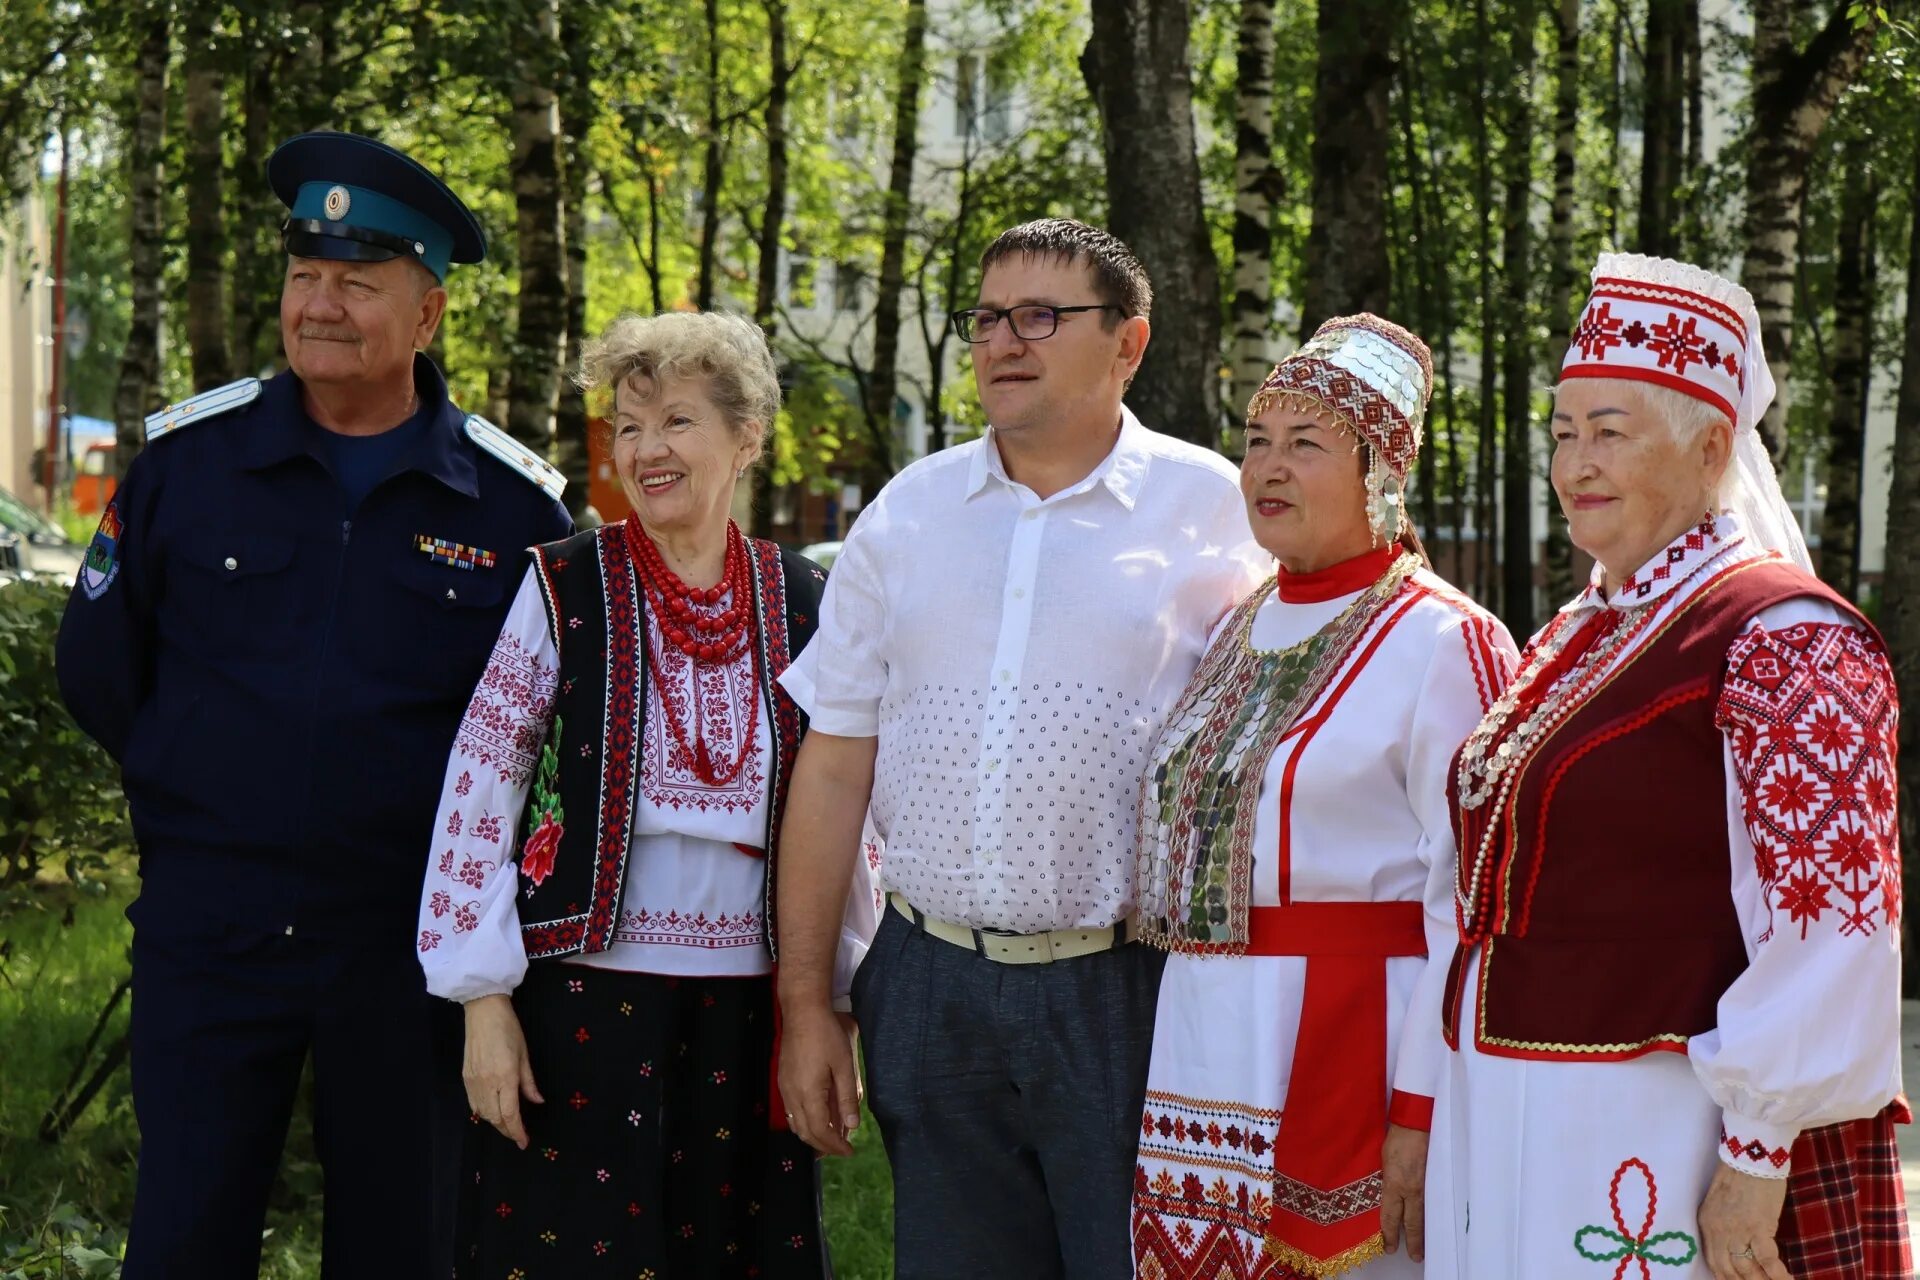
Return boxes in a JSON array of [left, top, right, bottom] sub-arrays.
[[464, 414, 567, 503], [144, 378, 262, 442]]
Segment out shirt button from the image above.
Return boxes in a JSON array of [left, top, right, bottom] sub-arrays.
[[1023, 510, 1038, 520], [224, 557, 238, 571], [998, 669, 1011, 681], [1012, 587, 1026, 599]]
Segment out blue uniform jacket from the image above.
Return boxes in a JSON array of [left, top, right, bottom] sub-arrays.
[[56, 356, 573, 936]]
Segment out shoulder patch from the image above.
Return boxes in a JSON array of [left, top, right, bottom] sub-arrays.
[[464, 414, 567, 503], [144, 378, 262, 442]]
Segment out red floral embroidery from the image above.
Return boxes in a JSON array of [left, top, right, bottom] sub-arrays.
[[1573, 300, 1626, 360], [471, 812, 505, 844], [1648, 310, 1709, 375], [1719, 622, 1901, 939], [453, 902, 479, 933], [455, 770, 473, 797], [417, 929, 442, 952], [437, 849, 454, 876], [639, 609, 765, 814], [429, 890, 451, 918], [521, 814, 563, 886], [445, 812, 462, 837], [610, 907, 764, 950], [453, 632, 558, 785]]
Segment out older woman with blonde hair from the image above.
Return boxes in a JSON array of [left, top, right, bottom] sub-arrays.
[[417, 310, 874, 1278], [1428, 254, 1910, 1280]]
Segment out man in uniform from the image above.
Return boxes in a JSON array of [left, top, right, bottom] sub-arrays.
[[57, 131, 572, 1278]]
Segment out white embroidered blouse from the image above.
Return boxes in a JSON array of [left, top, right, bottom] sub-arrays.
[[417, 568, 878, 1004]]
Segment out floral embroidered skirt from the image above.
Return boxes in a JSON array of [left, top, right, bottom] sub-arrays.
[[454, 964, 829, 1279]]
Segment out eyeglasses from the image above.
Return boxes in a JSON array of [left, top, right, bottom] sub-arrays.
[[949, 303, 1123, 343]]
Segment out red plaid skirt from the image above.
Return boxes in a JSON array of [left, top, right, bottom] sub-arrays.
[[1775, 1100, 1913, 1279]]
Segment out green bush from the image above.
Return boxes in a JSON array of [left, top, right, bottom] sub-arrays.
[[0, 580, 131, 904], [0, 1203, 124, 1279]]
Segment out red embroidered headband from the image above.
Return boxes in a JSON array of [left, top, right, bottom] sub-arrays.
[[1562, 253, 1756, 427]]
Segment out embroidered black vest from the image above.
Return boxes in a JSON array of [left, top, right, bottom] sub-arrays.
[[511, 523, 823, 960]]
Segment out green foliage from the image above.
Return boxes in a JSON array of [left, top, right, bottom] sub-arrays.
[[0, 1202, 124, 1279], [0, 582, 130, 900]]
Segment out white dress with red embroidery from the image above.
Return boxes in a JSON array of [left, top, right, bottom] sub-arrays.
[[418, 568, 876, 1003], [1133, 561, 1516, 1280], [1425, 512, 1905, 1280]]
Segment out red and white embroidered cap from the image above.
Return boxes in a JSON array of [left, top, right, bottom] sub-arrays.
[[1562, 253, 1775, 434], [1246, 314, 1434, 479]]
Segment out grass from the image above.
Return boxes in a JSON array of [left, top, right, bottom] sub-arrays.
[[0, 875, 895, 1279]]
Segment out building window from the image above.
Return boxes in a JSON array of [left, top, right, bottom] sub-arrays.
[[787, 255, 815, 309], [954, 54, 979, 135], [834, 262, 864, 313], [983, 53, 1012, 141], [833, 86, 862, 141]]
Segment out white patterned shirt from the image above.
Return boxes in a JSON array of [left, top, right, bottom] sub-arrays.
[[780, 410, 1268, 933]]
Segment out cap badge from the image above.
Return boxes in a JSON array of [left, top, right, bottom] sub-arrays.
[[323, 185, 351, 221]]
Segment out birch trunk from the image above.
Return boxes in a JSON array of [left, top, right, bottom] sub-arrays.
[[1229, 0, 1280, 419], [506, 0, 567, 454], [1741, 0, 1877, 455]]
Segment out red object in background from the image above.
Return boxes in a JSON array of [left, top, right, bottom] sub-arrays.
[[586, 416, 631, 522], [74, 442, 117, 516]]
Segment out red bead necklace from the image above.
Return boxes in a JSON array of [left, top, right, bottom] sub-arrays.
[[623, 518, 763, 786]]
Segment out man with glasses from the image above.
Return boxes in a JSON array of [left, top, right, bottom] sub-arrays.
[[771, 218, 1265, 1277]]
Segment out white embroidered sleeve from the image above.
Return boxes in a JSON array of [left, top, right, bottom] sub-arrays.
[[417, 568, 561, 1003], [1690, 598, 1904, 1179], [778, 511, 888, 737], [1391, 608, 1519, 1126]]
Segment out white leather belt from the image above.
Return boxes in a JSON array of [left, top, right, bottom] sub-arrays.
[[888, 892, 1128, 965]]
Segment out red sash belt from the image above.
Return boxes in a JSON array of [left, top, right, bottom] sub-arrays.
[[1247, 901, 1426, 1276]]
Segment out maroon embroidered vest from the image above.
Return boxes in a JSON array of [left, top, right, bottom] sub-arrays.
[[1442, 556, 1869, 1060], [512, 524, 823, 960]]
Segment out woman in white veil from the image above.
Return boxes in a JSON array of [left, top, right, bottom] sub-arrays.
[[1425, 252, 1910, 1280]]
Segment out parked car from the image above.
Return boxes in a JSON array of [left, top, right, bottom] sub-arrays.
[[0, 528, 23, 583], [0, 482, 85, 582], [798, 540, 844, 572]]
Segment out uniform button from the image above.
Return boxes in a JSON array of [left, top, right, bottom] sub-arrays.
[[446, 588, 458, 601], [224, 557, 238, 571], [283, 924, 294, 936]]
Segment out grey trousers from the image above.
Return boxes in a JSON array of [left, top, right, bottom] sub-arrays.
[[852, 905, 1166, 1280]]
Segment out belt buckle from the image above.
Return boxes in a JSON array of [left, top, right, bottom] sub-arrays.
[[977, 925, 1052, 964]]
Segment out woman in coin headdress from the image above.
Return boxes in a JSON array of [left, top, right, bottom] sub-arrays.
[[1131, 315, 1518, 1279]]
